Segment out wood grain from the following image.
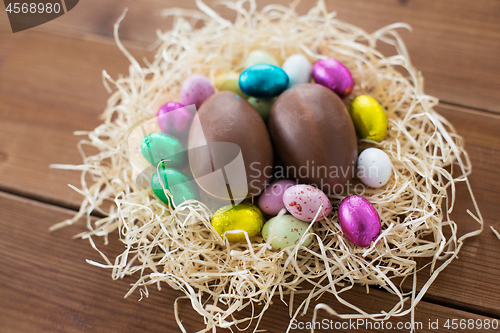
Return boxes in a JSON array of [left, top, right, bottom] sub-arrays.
[[1, 0, 499, 112], [0, 27, 500, 318], [0, 31, 148, 209], [0, 191, 496, 333]]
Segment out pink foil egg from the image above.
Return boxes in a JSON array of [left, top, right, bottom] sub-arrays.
[[157, 102, 194, 138], [283, 184, 332, 222], [312, 58, 354, 99], [179, 74, 215, 109], [258, 179, 296, 215], [338, 195, 381, 248]]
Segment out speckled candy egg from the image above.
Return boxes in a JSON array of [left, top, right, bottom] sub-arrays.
[[282, 54, 312, 87], [211, 203, 264, 242], [179, 74, 215, 109], [157, 102, 193, 139], [258, 179, 296, 215], [349, 95, 387, 142], [239, 64, 289, 98], [338, 195, 381, 248], [244, 50, 279, 68], [357, 148, 393, 188], [312, 58, 354, 99], [262, 214, 313, 250], [283, 185, 332, 222]]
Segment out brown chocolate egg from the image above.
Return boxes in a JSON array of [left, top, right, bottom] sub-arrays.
[[188, 92, 273, 201], [268, 83, 357, 193]]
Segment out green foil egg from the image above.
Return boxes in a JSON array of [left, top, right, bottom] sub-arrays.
[[211, 203, 264, 242], [151, 167, 198, 206], [141, 132, 187, 168], [262, 214, 313, 251], [248, 97, 276, 121], [349, 95, 387, 142]]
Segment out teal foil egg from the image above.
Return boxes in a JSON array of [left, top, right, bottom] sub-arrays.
[[239, 64, 289, 98]]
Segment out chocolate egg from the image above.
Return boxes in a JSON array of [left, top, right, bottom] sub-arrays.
[[188, 92, 273, 200], [268, 84, 358, 193], [338, 195, 381, 248]]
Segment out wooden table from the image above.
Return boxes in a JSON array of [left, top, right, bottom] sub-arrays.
[[1, 1, 499, 332]]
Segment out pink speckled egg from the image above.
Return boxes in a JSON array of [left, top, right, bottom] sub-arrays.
[[283, 185, 332, 222], [338, 195, 381, 248], [258, 179, 296, 215], [312, 58, 354, 99], [179, 74, 215, 109], [157, 102, 194, 139]]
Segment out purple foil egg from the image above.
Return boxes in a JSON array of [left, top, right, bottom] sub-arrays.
[[338, 195, 381, 248], [258, 179, 296, 216], [312, 58, 354, 99], [179, 74, 215, 109], [157, 102, 194, 137]]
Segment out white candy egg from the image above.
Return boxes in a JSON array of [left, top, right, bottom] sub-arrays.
[[357, 148, 393, 188], [282, 54, 312, 87]]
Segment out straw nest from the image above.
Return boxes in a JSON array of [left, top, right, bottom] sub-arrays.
[[51, 0, 484, 331]]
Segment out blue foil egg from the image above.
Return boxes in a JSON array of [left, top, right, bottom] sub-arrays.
[[239, 64, 289, 98]]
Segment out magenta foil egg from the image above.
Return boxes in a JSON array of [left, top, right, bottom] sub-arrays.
[[157, 102, 194, 139], [312, 58, 354, 99], [338, 195, 381, 248]]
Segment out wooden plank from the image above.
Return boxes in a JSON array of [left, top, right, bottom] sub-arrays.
[[1, 30, 500, 316], [0, 31, 149, 209], [1, 0, 499, 112], [411, 105, 500, 317], [0, 191, 497, 332]]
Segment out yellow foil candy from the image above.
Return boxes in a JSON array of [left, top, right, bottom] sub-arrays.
[[214, 72, 248, 98], [349, 95, 387, 142], [211, 203, 264, 242]]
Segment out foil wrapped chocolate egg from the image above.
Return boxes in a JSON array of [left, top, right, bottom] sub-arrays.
[[268, 83, 358, 193], [312, 58, 354, 99], [188, 92, 273, 201], [338, 195, 381, 248]]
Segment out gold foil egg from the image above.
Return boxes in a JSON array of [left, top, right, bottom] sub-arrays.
[[349, 95, 387, 142], [211, 203, 264, 242], [214, 72, 248, 98]]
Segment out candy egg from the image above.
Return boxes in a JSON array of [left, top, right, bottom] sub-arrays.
[[357, 148, 393, 188], [239, 64, 289, 98], [283, 185, 332, 222], [282, 54, 312, 87], [141, 132, 187, 169], [268, 84, 358, 192], [258, 179, 296, 215], [151, 167, 198, 206], [338, 195, 381, 248], [157, 102, 194, 139], [214, 72, 248, 98], [262, 214, 313, 250], [179, 74, 215, 109], [188, 92, 273, 199], [211, 203, 264, 242], [244, 50, 279, 68], [312, 58, 354, 99], [247, 96, 276, 121], [349, 95, 387, 142]]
